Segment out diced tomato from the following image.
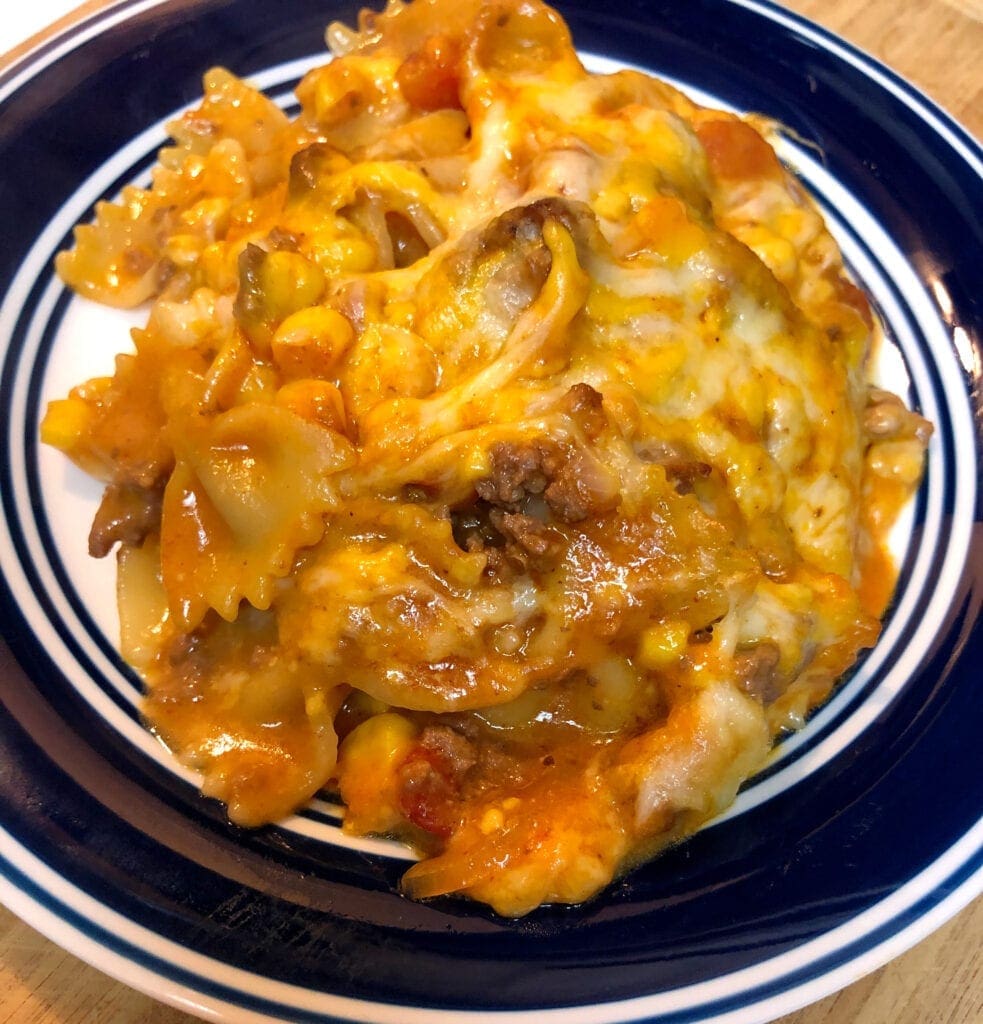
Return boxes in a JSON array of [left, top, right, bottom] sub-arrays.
[[398, 753, 458, 837], [696, 118, 783, 183], [396, 35, 463, 111]]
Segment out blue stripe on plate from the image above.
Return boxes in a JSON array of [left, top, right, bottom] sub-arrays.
[[1, 824, 980, 1023]]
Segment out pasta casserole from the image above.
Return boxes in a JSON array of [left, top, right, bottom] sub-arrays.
[[43, 0, 930, 915]]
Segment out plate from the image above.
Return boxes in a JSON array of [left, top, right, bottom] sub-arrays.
[[0, 1, 980, 1022]]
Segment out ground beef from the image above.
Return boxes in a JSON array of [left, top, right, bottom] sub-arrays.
[[267, 226, 302, 251], [475, 196, 595, 261], [474, 440, 558, 509], [88, 481, 164, 558], [541, 447, 620, 522], [418, 724, 478, 775], [475, 438, 619, 524], [288, 142, 343, 199], [734, 641, 783, 703], [489, 509, 560, 557], [560, 382, 606, 438]]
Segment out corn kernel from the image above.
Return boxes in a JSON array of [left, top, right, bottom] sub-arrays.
[[638, 619, 690, 669], [337, 713, 418, 833], [312, 63, 374, 127], [199, 242, 239, 293], [276, 380, 348, 433], [260, 250, 327, 315], [340, 713, 416, 769], [340, 324, 436, 417], [310, 235, 378, 274], [479, 808, 505, 834], [271, 306, 354, 379], [39, 397, 92, 451], [446, 550, 484, 588]]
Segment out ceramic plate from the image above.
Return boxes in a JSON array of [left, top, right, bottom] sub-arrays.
[[0, 1, 980, 1022]]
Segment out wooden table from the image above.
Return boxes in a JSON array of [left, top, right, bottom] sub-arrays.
[[0, 0, 980, 1022]]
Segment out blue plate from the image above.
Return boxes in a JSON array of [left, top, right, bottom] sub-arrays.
[[0, 1, 980, 1021]]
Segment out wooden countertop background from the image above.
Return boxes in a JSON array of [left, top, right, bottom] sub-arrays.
[[0, 0, 980, 1021]]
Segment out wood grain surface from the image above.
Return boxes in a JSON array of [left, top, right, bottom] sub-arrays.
[[0, 0, 980, 1022]]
